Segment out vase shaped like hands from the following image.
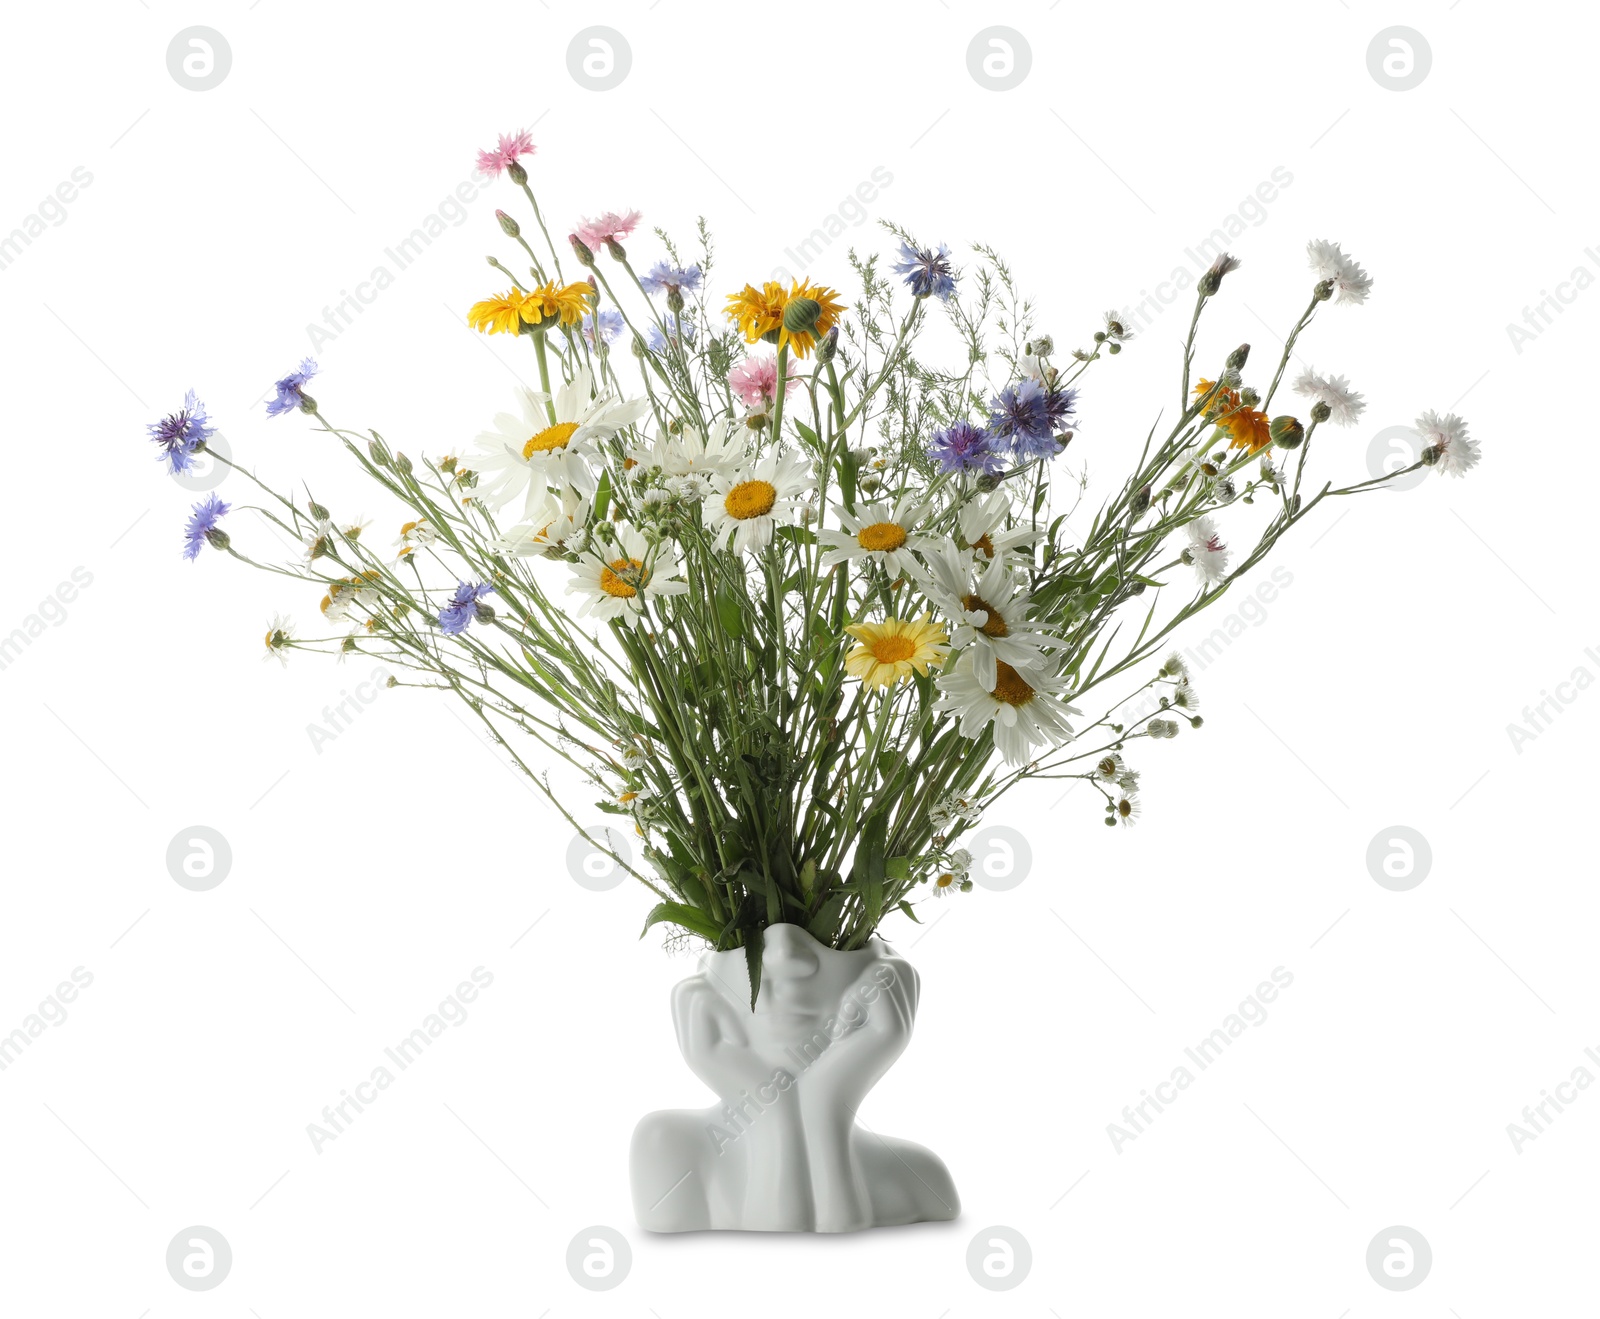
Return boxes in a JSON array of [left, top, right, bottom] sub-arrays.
[[631, 923, 958, 1233]]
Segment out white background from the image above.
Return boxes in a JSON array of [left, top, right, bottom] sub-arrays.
[[1, 1, 1594, 1314]]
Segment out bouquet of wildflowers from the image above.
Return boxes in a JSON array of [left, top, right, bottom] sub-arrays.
[[150, 129, 1480, 1000]]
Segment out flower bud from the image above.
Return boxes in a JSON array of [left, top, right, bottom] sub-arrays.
[[568, 234, 596, 267], [1197, 253, 1241, 297], [496, 209, 521, 238], [816, 325, 839, 364], [976, 472, 1002, 493], [1239, 387, 1260, 408], [1028, 335, 1054, 356], [1309, 401, 1331, 424], [1131, 484, 1152, 516], [1270, 416, 1305, 450], [474, 602, 496, 625], [1107, 342, 1121, 355], [1313, 278, 1334, 302], [308, 500, 330, 522], [1226, 343, 1251, 370], [369, 436, 391, 466], [394, 452, 413, 475], [782, 296, 822, 334], [385, 674, 398, 688], [666, 287, 685, 315]]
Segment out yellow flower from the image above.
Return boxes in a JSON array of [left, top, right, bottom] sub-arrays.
[[724, 278, 846, 359], [843, 615, 949, 690], [467, 282, 593, 334], [468, 289, 540, 335]]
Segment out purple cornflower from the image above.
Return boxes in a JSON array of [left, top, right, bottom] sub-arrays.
[[893, 242, 957, 301], [1044, 384, 1078, 433], [266, 358, 318, 417], [646, 314, 697, 355], [182, 492, 231, 561], [988, 379, 1073, 459], [582, 309, 625, 348], [147, 390, 215, 475], [927, 420, 1003, 475], [438, 581, 494, 635], [639, 262, 704, 298]]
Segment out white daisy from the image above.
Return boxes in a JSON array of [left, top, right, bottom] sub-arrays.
[[662, 418, 746, 480], [473, 368, 650, 513], [667, 472, 714, 503], [705, 449, 813, 554], [262, 614, 293, 667], [923, 545, 1055, 691], [394, 517, 437, 561], [1292, 367, 1367, 427], [1416, 410, 1481, 478], [320, 572, 383, 623], [817, 495, 938, 578], [934, 650, 1081, 768], [957, 491, 1040, 565], [565, 521, 689, 621], [1184, 516, 1230, 586], [1306, 239, 1373, 305], [495, 487, 589, 557]]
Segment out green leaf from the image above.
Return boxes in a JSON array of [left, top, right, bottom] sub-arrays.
[[854, 810, 888, 929], [799, 859, 816, 900], [885, 856, 911, 882], [896, 899, 922, 924], [743, 935, 763, 1012], [715, 588, 745, 640], [639, 902, 724, 944], [593, 469, 613, 525], [806, 892, 847, 944]]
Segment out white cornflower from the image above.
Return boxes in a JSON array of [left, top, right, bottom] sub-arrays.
[[1293, 367, 1367, 427], [958, 491, 1040, 565], [705, 449, 813, 554], [817, 495, 938, 578], [934, 651, 1081, 768], [666, 472, 714, 503], [924, 545, 1056, 692], [473, 368, 649, 511], [565, 521, 690, 622], [1416, 410, 1481, 478], [262, 614, 293, 667], [1184, 516, 1230, 586], [1306, 239, 1373, 305]]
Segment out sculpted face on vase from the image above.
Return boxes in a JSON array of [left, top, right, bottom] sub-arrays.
[[630, 922, 960, 1234]]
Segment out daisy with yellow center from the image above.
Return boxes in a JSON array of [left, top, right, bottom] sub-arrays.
[[957, 491, 1039, 565], [262, 613, 293, 668], [934, 651, 1081, 767], [393, 517, 437, 560], [818, 496, 938, 579], [704, 449, 814, 554], [494, 487, 589, 559], [473, 367, 650, 511], [319, 570, 384, 622], [923, 545, 1054, 692], [468, 281, 593, 335], [566, 521, 689, 621], [844, 615, 949, 690], [724, 278, 846, 359]]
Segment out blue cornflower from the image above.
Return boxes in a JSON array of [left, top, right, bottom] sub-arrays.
[[987, 379, 1061, 459], [438, 581, 494, 635], [266, 357, 319, 417], [927, 420, 1003, 475], [1043, 384, 1078, 434], [582, 309, 625, 348], [893, 242, 957, 301], [147, 389, 215, 475], [646, 314, 697, 355], [639, 262, 704, 298], [182, 492, 231, 561]]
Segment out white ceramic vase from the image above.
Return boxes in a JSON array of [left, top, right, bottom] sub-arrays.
[[630, 923, 959, 1233]]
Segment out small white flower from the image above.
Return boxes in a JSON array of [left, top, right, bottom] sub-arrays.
[[1416, 410, 1481, 478], [565, 520, 690, 622], [705, 449, 813, 554], [393, 517, 437, 561], [262, 613, 293, 668], [1171, 678, 1200, 713], [934, 650, 1081, 768], [495, 487, 590, 557], [667, 472, 714, 503], [1184, 516, 1230, 586], [1306, 239, 1373, 305], [1292, 367, 1367, 427]]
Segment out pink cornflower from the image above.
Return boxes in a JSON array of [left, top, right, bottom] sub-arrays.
[[477, 129, 536, 177], [727, 353, 799, 411], [574, 210, 642, 250]]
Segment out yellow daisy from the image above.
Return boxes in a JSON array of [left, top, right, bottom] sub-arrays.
[[843, 615, 949, 690], [468, 289, 541, 335], [724, 278, 846, 359], [467, 282, 593, 335]]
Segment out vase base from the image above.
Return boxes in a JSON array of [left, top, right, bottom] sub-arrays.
[[631, 1105, 960, 1233]]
